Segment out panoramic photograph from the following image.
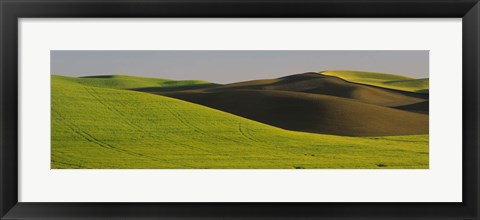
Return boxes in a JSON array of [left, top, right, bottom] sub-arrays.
[[51, 50, 429, 169]]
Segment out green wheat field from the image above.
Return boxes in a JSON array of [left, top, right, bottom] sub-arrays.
[[51, 70, 429, 169]]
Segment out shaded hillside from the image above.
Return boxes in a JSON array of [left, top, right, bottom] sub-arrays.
[[160, 89, 428, 136], [51, 75, 428, 168], [394, 101, 429, 114], [199, 72, 427, 107]]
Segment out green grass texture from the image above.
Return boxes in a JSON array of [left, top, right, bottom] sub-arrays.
[[51, 75, 428, 169], [321, 70, 429, 93]]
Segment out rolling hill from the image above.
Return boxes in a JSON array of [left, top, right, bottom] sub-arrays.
[[321, 70, 429, 93], [198, 72, 427, 107], [51, 75, 428, 169], [150, 72, 429, 136], [55, 74, 219, 90]]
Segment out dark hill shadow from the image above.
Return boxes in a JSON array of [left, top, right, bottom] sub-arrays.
[[80, 75, 117, 78], [132, 83, 221, 92], [394, 101, 429, 115], [160, 89, 428, 136]]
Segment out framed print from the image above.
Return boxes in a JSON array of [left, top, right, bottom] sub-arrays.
[[49, 50, 431, 170], [1, 0, 479, 219]]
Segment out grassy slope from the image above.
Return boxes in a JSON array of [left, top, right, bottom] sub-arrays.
[[52, 75, 428, 169], [321, 70, 429, 93], [54, 74, 217, 90]]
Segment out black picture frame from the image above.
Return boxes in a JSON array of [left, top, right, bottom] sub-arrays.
[[1, 0, 479, 219]]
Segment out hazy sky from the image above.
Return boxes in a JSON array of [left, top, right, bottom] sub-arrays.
[[51, 50, 428, 84]]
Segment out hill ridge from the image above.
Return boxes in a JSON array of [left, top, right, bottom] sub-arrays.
[[52, 74, 219, 90], [320, 70, 428, 93]]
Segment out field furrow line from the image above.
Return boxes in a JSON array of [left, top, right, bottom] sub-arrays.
[[84, 88, 214, 154], [84, 87, 145, 131], [53, 110, 171, 162], [238, 122, 261, 143], [163, 103, 249, 146]]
